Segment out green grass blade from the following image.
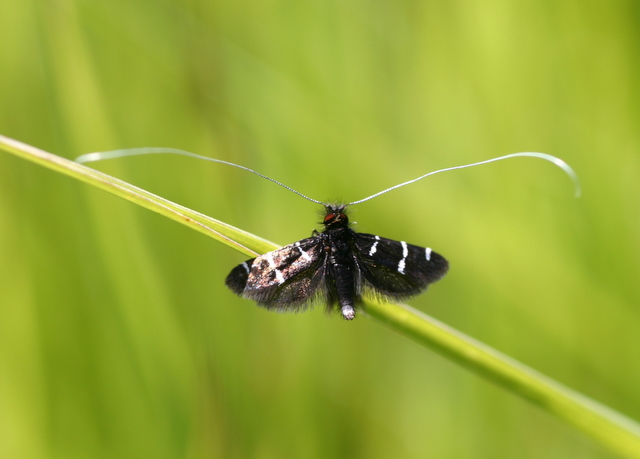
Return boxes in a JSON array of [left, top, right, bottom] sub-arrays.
[[364, 300, 640, 458], [0, 135, 276, 256], [3, 134, 640, 458]]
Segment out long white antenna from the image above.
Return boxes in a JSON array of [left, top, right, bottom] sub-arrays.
[[76, 148, 324, 205], [346, 152, 581, 205], [76, 149, 580, 206]]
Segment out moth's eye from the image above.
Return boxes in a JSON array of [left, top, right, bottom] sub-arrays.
[[324, 213, 335, 222]]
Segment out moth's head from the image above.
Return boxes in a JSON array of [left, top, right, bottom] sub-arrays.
[[322, 204, 349, 229]]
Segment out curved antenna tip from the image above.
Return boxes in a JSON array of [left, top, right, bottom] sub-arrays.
[[524, 152, 581, 198]]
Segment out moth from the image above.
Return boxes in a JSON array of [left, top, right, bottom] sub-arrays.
[[76, 148, 577, 321], [225, 204, 448, 320]]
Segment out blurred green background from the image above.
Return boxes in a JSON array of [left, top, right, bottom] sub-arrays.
[[1, 1, 639, 458]]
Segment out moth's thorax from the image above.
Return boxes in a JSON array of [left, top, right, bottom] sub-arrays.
[[322, 204, 350, 231]]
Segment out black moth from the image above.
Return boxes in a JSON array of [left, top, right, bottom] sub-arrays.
[[226, 204, 448, 320], [75, 147, 576, 321]]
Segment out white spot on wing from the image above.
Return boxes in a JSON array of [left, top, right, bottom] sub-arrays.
[[398, 260, 405, 274], [398, 241, 408, 274], [241, 262, 250, 273], [266, 252, 276, 267], [368, 235, 380, 256], [425, 247, 432, 261], [266, 252, 285, 284], [295, 241, 311, 261]]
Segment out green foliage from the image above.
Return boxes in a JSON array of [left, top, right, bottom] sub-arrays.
[[1, 1, 640, 458]]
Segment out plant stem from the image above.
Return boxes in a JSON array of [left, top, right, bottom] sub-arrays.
[[364, 299, 640, 458]]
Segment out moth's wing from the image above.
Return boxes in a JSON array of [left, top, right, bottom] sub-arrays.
[[352, 233, 448, 300], [225, 237, 329, 312]]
